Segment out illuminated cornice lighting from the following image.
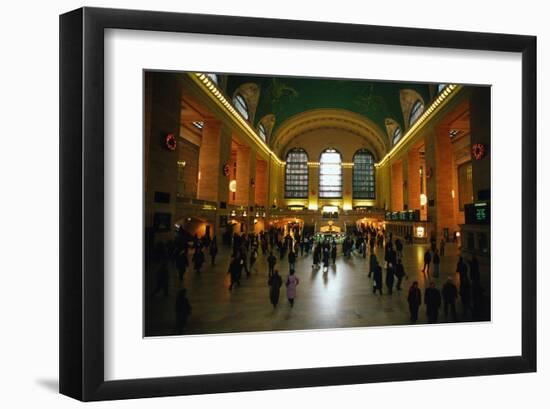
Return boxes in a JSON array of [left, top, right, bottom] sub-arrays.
[[375, 84, 461, 168], [191, 73, 284, 166]]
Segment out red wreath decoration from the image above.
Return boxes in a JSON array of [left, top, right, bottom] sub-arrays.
[[223, 164, 230, 177], [311, 189, 316, 195], [165, 133, 177, 151], [472, 143, 486, 160]]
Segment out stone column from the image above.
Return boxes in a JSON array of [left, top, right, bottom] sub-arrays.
[[469, 87, 491, 201], [402, 157, 409, 209], [407, 147, 421, 210], [424, 130, 437, 230], [197, 120, 222, 202], [235, 145, 251, 207], [342, 164, 353, 209], [390, 161, 404, 211], [308, 164, 319, 209], [435, 127, 456, 240], [255, 158, 268, 207], [144, 72, 183, 242]]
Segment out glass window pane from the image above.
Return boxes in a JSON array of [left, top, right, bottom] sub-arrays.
[[409, 100, 424, 126], [319, 149, 342, 198], [285, 148, 309, 198], [353, 149, 375, 199], [233, 94, 249, 120]]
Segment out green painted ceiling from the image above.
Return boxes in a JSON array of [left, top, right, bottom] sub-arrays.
[[225, 74, 433, 136]]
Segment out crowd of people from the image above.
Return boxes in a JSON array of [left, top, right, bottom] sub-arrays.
[[148, 223, 487, 334]]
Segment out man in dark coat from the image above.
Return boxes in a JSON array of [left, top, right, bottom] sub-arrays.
[[227, 253, 243, 291], [442, 277, 458, 321], [267, 269, 283, 308], [288, 250, 296, 272], [267, 252, 277, 276], [422, 249, 432, 275], [407, 281, 422, 323], [395, 258, 406, 291], [192, 248, 205, 274], [373, 261, 383, 295], [425, 281, 442, 323]]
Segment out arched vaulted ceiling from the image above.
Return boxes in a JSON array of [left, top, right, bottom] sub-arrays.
[[225, 74, 433, 152]]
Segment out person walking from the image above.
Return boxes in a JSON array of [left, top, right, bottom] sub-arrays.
[[424, 281, 442, 324], [268, 269, 283, 308], [331, 244, 337, 265], [441, 277, 458, 321], [192, 247, 205, 274], [395, 258, 406, 291], [285, 269, 300, 307], [267, 251, 277, 277], [249, 246, 258, 273], [227, 253, 243, 291], [395, 238, 403, 259], [209, 237, 218, 266], [433, 249, 441, 278], [422, 249, 432, 276], [407, 281, 422, 323], [369, 253, 377, 278], [439, 238, 446, 256], [174, 288, 192, 335], [373, 261, 383, 295], [386, 262, 395, 295], [288, 250, 296, 272], [322, 248, 330, 272]]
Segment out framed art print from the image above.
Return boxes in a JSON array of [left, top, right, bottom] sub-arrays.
[[59, 7, 537, 401]]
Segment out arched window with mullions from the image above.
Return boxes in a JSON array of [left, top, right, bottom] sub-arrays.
[[233, 94, 249, 120], [392, 127, 402, 146], [319, 149, 342, 198], [258, 123, 267, 143], [206, 73, 218, 85], [285, 148, 309, 198], [409, 100, 425, 126], [353, 149, 376, 199]]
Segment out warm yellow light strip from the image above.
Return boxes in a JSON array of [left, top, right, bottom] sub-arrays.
[[191, 73, 285, 166], [375, 84, 462, 168]]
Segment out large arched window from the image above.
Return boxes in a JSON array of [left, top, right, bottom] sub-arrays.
[[409, 100, 424, 126], [258, 123, 267, 142], [392, 127, 402, 145], [285, 148, 308, 198], [353, 149, 376, 199], [233, 94, 249, 120], [319, 149, 342, 198]]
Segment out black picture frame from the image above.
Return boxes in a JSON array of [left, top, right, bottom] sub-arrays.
[[60, 7, 537, 401]]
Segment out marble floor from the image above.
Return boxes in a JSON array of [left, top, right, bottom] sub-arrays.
[[145, 240, 490, 337]]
